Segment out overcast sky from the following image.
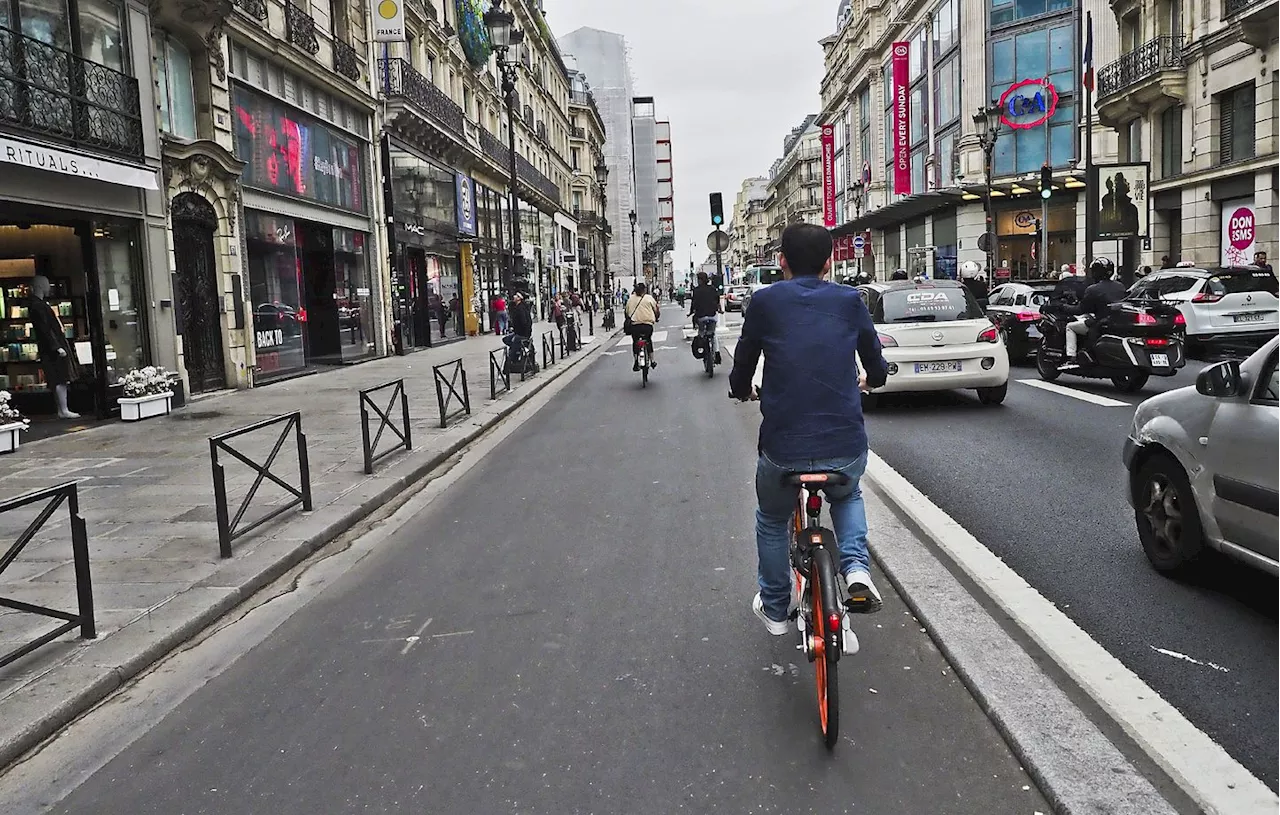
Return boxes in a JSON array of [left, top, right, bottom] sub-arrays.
[[545, 0, 834, 276]]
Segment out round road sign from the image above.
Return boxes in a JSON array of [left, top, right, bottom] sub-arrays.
[[852, 235, 866, 250], [706, 230, 730, 253]]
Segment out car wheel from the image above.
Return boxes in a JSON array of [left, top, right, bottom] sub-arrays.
[[1134, 453, 1204, 575], [1111, 372, 1150, 393], [977, 383, 1007, 405]]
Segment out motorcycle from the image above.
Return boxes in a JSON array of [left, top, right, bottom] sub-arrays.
[[1035, 299, 1187, 392]]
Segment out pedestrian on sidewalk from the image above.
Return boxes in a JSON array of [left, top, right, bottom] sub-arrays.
[[492, 293, 508, 335]]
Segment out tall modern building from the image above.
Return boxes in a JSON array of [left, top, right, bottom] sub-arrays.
[[631, 97, 675, 285], [559, 27, 638, 286]]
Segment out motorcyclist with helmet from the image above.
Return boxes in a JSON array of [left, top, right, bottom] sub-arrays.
[[1062, 257, 1125, 369], [890, 268, 909, 281]]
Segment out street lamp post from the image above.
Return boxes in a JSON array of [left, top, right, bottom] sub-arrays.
[[973, 103, 1002, 280], [594, 159, 609, 296], [851, 184, 865, 279], [642, 230, 650, 287], [628, 209, 638, 286], [484, 1, 526, 295]]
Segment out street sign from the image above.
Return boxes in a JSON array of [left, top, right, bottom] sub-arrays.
[[977, 232, 996, 252], [852, 235, 866, 251], [706, 230, 730, 253]]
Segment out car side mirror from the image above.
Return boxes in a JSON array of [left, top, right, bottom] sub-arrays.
[[1195, 360, 1244, 398]]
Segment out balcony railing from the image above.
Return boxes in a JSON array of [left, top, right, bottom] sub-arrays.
[[570, 125, 585, 139], [231, 0, 268, 20], [1097, 35, 1185, 98], [1224, 0, 1258, 15], [285, 0, 320, 56], [522, 104, 534, 128], [0, 24, 144, 159], [333, 39, 360, 81], [479, 127, 509, 166], [378, 57, 464, 139], [516, 154, 561, 206]]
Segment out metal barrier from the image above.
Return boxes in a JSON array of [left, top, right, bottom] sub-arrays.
[[359, 379, 412, 474], [210, 412, 313, 559], [489, 348, 511, 398], [542, 331, 557, 367], [0, 482, 95, 669], [602, 307, 616, 330], [433, 358, 471, 428], [587, 309, 594, 336]]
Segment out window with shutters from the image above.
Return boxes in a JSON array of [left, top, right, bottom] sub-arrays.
[[1217, 83, 1256, 164], [1159, 105, 1182, 178]]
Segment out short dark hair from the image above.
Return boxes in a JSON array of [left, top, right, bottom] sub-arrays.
[[780, 223, 833, 277], [634, 282, 647, 295], [697, 271, 709, 284]]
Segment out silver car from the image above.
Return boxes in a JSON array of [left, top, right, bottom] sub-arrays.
[[1123, 336, 1279, 575]]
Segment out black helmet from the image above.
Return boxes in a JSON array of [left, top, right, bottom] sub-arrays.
[[1089, 257, 1115, 282], [890, 268, 909, 280]]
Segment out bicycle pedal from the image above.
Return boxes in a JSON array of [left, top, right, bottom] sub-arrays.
[[841, 617, 860, 655]]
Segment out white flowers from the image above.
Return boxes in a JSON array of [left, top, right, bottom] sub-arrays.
[[0, 390, 28, 427], [120, 366, 174, 399]]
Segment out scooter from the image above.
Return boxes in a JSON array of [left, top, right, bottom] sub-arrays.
[[1035, 300, 1187, 392]]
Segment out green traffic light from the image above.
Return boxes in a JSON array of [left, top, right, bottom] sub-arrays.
[[1041, 188, 1051, 199]]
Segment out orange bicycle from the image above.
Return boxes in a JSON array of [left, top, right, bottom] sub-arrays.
[[786, 470, 854, 749]]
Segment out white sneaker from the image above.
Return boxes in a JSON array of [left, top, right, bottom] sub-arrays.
[[844, 570, 883, 614], [752, 593, 790, 636]]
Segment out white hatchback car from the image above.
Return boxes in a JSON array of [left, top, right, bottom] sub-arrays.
[[856, 280, 1010, 405], [1128, 266, 1278, 349]]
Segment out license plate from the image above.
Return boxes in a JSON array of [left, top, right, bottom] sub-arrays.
[[914, 360, 962, 374], [1150, 353, 1170, 367], [1233, 313, 1265, 323]]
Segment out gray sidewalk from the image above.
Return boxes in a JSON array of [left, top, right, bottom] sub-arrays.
[[0, 318, 620, 769]]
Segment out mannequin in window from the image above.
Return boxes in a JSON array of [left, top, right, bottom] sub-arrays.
[[28, 276, 81, 419]]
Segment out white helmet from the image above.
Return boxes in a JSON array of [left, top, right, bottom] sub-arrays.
[[1059, 270, 1075, 280], [960, 260, 982, 279]]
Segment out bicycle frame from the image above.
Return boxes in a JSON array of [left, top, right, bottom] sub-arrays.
[[791, 486, 845, 662]]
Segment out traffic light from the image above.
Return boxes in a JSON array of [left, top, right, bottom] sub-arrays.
[[1040, 164, 1053, 200], [709, 193, 724, 226]]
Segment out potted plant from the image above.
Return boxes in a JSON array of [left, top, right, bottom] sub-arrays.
[[0, 390, 28, 453], [119, 366, 176, 422]]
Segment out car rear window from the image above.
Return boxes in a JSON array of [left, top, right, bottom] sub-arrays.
[[1207, 271, 1279, 297], [1028, 287, 1055, 306], [874, 287, 985, 322], [1130, 274, 1204, 298]]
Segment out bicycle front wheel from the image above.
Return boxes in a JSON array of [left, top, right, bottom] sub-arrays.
[[812, 546, 840, 749]]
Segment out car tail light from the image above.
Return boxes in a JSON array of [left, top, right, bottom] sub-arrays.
[[1145, 337, 1169, 347], [1173, 312, 1186, 326], [877, 333, 898, 347], [1016, 311, 1040, 322], [1192, 292, 1223, 303], [1135, 312, 1157, 325], [978, 326, 999, 343]]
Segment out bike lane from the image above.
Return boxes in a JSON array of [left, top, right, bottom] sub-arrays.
[[38, 311, 1049, 815]]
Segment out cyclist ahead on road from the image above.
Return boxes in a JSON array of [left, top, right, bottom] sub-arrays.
[[688, 271, 723, 364], [625, 282, 661, 371], [728, 223, 889, 635]]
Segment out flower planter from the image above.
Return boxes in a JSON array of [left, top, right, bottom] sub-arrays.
[[120, 391, 174, 422], [0, 421, 24, 453]]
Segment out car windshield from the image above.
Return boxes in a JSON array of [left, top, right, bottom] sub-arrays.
[[874, 286, 985, 323], [1207, 270, 1279, 297], [1028, 288, 1055, 306], [1129, 274, 1203, 298]]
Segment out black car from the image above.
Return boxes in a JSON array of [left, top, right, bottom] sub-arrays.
[[985, 280, 1058, 362]]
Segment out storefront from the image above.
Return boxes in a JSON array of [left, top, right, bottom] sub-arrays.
[[472, 183, 510, 334], [994, 201, 1077, 280], [386, 142, 470, 348], [232, 83, 378, 381]]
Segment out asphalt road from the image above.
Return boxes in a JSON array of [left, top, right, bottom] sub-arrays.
[[40, 310, 1048, 814], [857, 350, 1279, 790]]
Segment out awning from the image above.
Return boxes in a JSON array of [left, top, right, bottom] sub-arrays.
[[831, 190, 966, 236]]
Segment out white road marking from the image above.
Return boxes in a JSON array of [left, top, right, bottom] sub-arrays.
[[614, 338, 631, 348], [1016, 379, 1130, 407], [400, 618, 434, 654], [652, 330, 669, 343], [865, 451, 1276, 815], [1150, 646, 1231, 673]]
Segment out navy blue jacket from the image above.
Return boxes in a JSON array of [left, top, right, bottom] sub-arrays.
[[728, 277, 887, 462]]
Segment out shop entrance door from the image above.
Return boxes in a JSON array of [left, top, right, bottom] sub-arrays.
[[171, 194, 226, 393]]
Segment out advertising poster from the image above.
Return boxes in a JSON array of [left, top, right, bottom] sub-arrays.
[[1092, 162, 1149, 240], [1220, 197, 1256, 266], [891, 42, 911, 195], [821, 124, 836, 227]]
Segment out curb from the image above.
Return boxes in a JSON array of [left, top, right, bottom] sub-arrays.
[[0, 328, 622, 772]]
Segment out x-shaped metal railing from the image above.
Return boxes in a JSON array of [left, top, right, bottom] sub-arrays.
[[360, 378, 413, 474], [210, 412, 313, 558], [433, 359, 471, 428]]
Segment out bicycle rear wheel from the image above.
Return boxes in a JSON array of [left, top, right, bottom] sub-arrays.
[[811, 546, 840, 749]]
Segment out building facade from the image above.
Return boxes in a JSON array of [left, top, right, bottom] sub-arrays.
[[730, 177, 770, 271], [763, 120, 824, 253], [558, 27, 637, 287], [566, 60, 609, 292]]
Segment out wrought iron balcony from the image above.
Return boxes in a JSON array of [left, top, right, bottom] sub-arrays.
[[522, 104, 534, 128], [536, 120, 547, 142], [232, 0, 268, 20], [1224, 0, 1256, 15], [333, 39, 360, 81], [479, 127, 510, 166], [570, 126, 585, 139], [1097, 35, 1185, 99], [516, 154, 561, 206], [0, 24, 144, 159], [378, 57, 465, 139], [285, 0, 320, 56]]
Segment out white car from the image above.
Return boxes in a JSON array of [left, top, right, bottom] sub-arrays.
[[856, 280, 1010, 406], [1128, 266, 1278, 349]]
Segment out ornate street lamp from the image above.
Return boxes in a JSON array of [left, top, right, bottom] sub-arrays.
[[485, 0, 527, 293], [628, 209, 638, 284], [594, 159, 610, 295], [973, 103, 1002, 279]]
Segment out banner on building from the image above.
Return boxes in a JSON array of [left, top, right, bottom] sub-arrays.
[[891, 41, 911, 195], [1220, 197, 1257, 266], [455, 173, 477, 236], [821, 124, 836, 227], [1090, 162, 1149, 240]]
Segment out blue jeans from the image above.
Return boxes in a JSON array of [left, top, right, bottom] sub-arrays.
[[496, 311, 509, 334], [754, 452, 871, 622], [697, 316, 717, 356]]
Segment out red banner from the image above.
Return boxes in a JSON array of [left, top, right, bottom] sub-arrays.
[[820, 124, 836, 227], [891, 41, 911, 195], [832, 235, 850, 262]]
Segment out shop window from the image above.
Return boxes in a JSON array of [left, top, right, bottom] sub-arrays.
[[245, 213, 305, 377], [91, 221, 146, 385], [1160, 105, 1183, 178], [933, 0, 959, 58], [332, 228, 374, 360], [990, 0, 1071, 27], [155, 34, 198, 139], [935, 127, 959, 187], [934, 55, 959, 128], [1217, 83, 1255, 164], [910, 84, 928, 146]]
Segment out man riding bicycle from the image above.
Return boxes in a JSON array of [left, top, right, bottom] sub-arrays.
[[728, 223, 889, 635], [688, 271, 723, 364], [625, 282, 660, 371]]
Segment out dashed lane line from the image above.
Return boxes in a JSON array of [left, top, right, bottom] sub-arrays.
[[1016, 379, 1130, 407]]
